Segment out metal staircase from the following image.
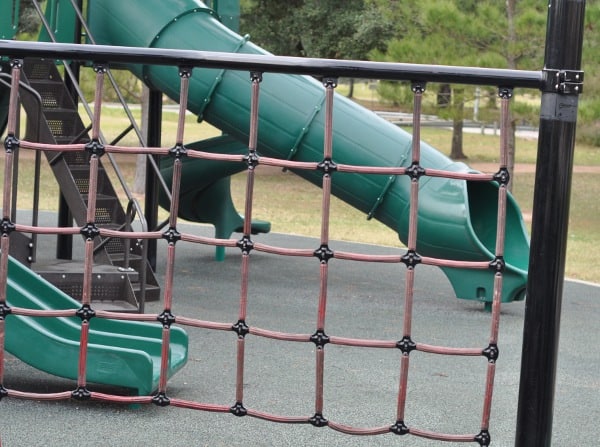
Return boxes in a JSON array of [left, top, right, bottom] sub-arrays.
[[16, 57, 160, 312]]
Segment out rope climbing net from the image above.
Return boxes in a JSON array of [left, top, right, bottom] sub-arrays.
[[0, 49, 532, 446]]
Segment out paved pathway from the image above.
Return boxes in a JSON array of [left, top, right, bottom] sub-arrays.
[[1, 221, 598, 446]]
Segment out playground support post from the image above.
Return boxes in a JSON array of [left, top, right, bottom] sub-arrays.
[[515, 1, 586, 446], [144, 89, 162, 270], [57, 0, 84, 261]]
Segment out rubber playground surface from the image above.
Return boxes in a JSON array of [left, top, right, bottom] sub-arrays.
[[1, 217, 598, 447]]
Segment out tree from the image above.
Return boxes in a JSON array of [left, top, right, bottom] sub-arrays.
[[18, 0, 44, 36], [374, 1, 476, 159], [241, 0, 392, 58], [375, 1, 547, 184], [240, 0, 393, 98], [577, 3, 600, 147], [240, 0, 306, 57]]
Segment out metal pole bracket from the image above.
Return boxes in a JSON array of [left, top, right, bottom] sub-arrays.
[[543, 69, 584, 94]]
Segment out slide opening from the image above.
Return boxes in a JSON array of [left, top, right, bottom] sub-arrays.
[[467, 181, 529, 272]]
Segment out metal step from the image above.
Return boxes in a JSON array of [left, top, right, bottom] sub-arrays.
[[34, 261, 140, 313]]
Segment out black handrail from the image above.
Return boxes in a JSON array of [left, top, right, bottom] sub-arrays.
[[0, 39, 543, 89]]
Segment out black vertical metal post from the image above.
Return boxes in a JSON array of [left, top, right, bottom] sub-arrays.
[[57, 0, 84, 260], [515, 1, 586, 446], [144, 88, 162, 270], [56, 57, 76, 258], [56, 59, 76, 259]]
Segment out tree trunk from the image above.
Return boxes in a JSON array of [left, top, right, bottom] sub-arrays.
[[347, 78, 355, 99], [450, 87, 467, 160], [505, 0, 517, 191]]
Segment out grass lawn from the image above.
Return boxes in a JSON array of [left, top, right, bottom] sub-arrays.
[[2, 105, 599, 284]]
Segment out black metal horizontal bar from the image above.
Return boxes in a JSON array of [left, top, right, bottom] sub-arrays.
[[0, 40, 543, 89]]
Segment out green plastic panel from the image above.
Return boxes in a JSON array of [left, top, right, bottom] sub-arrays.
[[0, 1, 19, 40], [37, 0, 79, 44], [0, 73, 9, 136]]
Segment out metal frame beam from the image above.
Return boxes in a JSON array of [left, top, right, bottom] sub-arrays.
[[0, 39, 542, 88]]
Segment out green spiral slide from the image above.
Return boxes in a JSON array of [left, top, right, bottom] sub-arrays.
[[84, 0, 528, 304], [2, 0, 528, 332]]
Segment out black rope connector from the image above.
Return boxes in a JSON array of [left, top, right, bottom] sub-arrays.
[[493, 167, 510, 186], [475, 429, 491, 446], [390, 419, 409, 435], [310, 329, 330, 348], [498, 86, 513, 99], [169, 143, 188, 159], [313, 244, 334, 264], [179, 66, 193, 78], [80, 222, 100, 240], [0, 302, 12, 320], [76, 304, 96, 322], [10, 59, 23, 69], [4, 134, 19, 153], [236, 235, 254, 255], [152, 392, 171, 407], [85, 139, 105, 158], [406, 162, 425, 180], [92, 63, 108, 74], [244, 150, 260, 169], [162, 227, 181, 245], [250, 71, 263, 83], [401, 250, 422, 268], [309, 412, 328, 427], [0, 384, 8, 401], [482, 343, 500, 363], [0, 217, 16, 236], [157, 310, 176, 329], [411, 81, 427, 94], [317, 158, 337, 175], [232, 319, 249, 338], [488, 256, 505, 273], [396, 336, 417, 355], [230, 401, 248, 417], [322, 77, 338, 88], [71, 386, 91, 401]]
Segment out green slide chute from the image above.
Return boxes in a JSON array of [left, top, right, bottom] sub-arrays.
[[4, 256, 188, 396]]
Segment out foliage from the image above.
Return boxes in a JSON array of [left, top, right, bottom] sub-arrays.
[[579, 2, 600, 143], [240, 0, 393, 59], [17, 0, 45, 37], [240, 0, 305, 56], [372, 0, 599, 147], [78, 67, 144, 104], [373, 1, 547, 101]]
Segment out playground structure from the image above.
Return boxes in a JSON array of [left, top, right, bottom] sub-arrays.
[[0, 0, 586, 446], [5, 0, 531, 307]]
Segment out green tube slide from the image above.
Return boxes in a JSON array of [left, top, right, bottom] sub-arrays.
[[0, 81, 8, 135], [4, 256, 188, 396], [85, 0, 528, 304]]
